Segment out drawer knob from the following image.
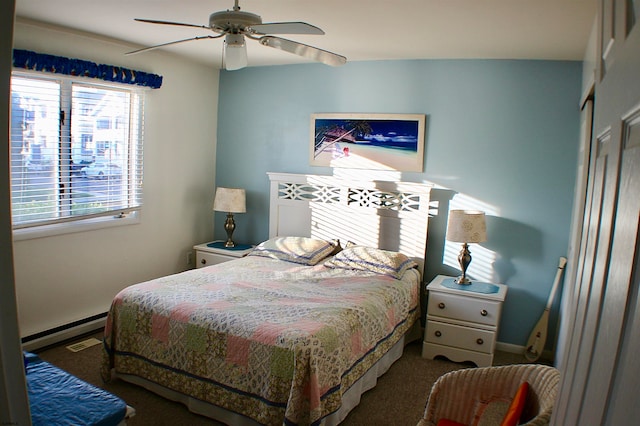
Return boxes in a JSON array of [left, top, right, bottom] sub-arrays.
[[435, 331, 442, 337], [201, 259, 207, 264], [476, 338, 484, 345], [438, 302, 446, 309], [480, 309, 488, 316]]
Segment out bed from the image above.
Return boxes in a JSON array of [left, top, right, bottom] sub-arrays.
[[102, 172, 432, 425]]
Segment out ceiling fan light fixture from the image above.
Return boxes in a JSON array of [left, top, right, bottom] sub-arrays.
[[224, 34, 248, 70]]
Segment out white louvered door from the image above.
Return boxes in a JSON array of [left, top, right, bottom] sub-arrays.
[[553, 0, 640, 423]]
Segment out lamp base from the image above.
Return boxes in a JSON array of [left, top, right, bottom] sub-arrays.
[[454, 276, 472, 285], [442, 278, 499, 294], [223, 213, 236, 248], [207, 241, 252, 251], [457, 243, 473, 284]]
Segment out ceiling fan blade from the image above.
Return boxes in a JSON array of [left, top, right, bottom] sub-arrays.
[[125, 35, 223, 55], [259, 36, 346, 67], [249, 22, 324, 35], [134, 18, 210, 30]]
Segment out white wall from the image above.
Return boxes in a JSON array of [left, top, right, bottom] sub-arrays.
[[581, 15, 598, 101], [12, 20, 219, 339], [1, 2, 32, 424], [217, 59, 582, 348]]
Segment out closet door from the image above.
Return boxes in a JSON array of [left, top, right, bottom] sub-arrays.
[[553, 0, 640, 423], [553, 97, 592, 372]]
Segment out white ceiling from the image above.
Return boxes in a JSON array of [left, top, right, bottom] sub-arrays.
[[14, 0, 598, 69]]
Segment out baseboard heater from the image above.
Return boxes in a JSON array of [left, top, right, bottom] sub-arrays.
[[21, 313, 108, 352]]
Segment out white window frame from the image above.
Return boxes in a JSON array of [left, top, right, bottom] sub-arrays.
[[9, 71, 145, 240]]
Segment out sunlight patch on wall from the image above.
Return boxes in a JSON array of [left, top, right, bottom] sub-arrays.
[[310, 202, 381, 247], [301, 173, 499, 282], [444, 194, 499, 283], [280, 173, 432, 267], [308, 191, 429, 261], [331, 168, 402, 182], [329, 152, 399, 170]]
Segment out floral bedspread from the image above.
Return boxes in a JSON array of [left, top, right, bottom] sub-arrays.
[[102, 256, 419, 425]]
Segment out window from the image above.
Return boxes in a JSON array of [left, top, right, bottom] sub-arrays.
[[9, 72, 144, 232]]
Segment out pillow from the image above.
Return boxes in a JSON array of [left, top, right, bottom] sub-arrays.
[[500, 382, 529, 426], [324, 245, 417, 279], [248, 236, 338, 266]]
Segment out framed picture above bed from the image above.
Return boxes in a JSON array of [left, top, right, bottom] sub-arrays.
[[310, 113, 426, 171]]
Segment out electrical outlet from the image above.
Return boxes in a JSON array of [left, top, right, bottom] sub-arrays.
[[187, 251, 193, 266]]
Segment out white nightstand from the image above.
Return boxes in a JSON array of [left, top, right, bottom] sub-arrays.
[[193, 241, 254, 268], [422, 275, 507, 367]]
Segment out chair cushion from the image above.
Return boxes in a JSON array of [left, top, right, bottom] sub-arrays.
[[477, 399, 511, 426], [437, 419, 467, 426], [501, 381, 529, 426]]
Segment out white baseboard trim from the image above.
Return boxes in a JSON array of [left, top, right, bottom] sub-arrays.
[[21, 316, 106, 352], [495, 341, 554, 363], [495, 341, 524, 354]]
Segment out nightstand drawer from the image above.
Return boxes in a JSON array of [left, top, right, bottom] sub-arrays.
[[196, 251, 234, 268], [425, 320, 496, 354], [427, 291, 501, 327]]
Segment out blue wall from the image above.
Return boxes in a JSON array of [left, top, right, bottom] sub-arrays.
[[216, 59, 581, 349]]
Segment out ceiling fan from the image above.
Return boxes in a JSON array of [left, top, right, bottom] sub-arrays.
[[126, 0, 347, 70]]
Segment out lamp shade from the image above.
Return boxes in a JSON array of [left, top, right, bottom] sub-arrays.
[[213, 187, 246, 213], [446, 210, 487, 243]]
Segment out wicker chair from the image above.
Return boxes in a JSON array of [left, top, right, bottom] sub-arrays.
[[417, 364, 560, 426]]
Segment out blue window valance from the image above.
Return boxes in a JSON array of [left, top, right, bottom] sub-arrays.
[[12, 49, 163, 89]]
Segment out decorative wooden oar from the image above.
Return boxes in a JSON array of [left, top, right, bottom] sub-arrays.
[[524, 256, 567, 362]]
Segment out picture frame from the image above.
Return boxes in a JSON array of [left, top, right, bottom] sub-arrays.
[[310, 113, 425, 171]]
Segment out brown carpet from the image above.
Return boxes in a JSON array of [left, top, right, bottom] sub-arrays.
[[35, 330, 525, 425]]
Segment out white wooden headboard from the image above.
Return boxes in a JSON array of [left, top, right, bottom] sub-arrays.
[[267, 172, 432, 275]]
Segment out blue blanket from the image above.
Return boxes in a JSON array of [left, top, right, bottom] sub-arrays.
[[25, 352, 127, 426]]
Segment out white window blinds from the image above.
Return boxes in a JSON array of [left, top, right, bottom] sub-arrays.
[[9, 72, 144, 229]]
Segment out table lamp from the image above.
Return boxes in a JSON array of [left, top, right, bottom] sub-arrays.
[[446, 209, 487, 284], [213, 187, 246, 248]]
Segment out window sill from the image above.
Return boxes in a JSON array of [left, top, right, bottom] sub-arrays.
[[12, 212, 140, 241]]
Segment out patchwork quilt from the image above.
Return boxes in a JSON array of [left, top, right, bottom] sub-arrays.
[[102, 256, 419, 425]]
